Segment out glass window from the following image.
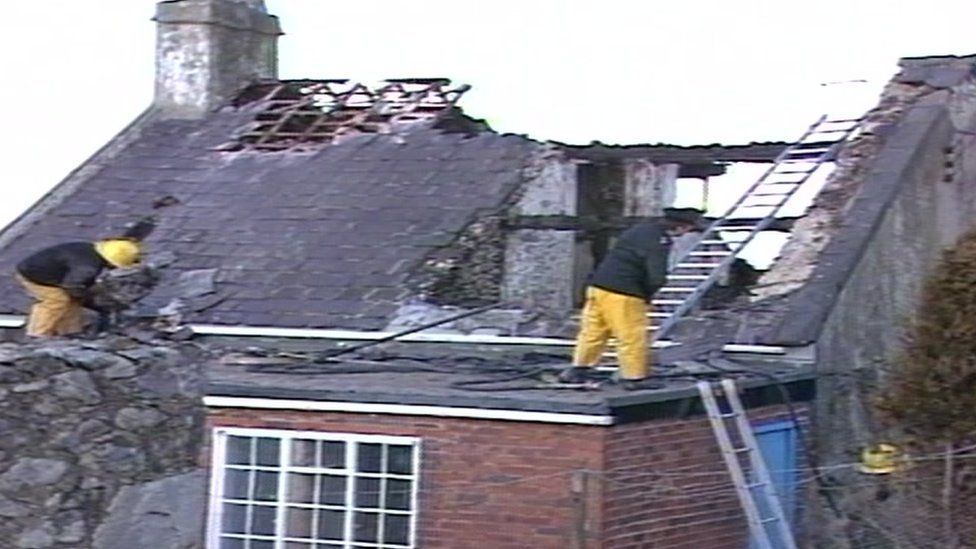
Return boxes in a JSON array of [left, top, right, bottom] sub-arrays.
[[210, 429, 419, 548]]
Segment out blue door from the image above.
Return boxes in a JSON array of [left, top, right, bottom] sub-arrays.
[[749, 420, 798, 548]]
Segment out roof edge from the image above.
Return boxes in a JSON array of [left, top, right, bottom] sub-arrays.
[[204, 395, 615, 425], [0, 106, 161, 250]]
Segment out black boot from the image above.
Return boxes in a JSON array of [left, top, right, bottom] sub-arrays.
[[558, 366, 591, 384]]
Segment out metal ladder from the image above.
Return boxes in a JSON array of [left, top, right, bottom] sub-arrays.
[[651, 115, 862, 339], [698, 379, 797, 549]]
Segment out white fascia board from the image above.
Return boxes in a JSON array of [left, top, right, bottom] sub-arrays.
[[0, 315, 25, 328], [203, 396, 615, 426], [190, 323, 677, 348], [722, 344, 787, 354]]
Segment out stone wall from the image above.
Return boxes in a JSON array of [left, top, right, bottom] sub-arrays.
[[0, 337, 208, 549], [812, 86, 976, 545]]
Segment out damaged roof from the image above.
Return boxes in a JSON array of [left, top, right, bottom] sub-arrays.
[[0, 80, 539, 329], [0, 78, 807, 334]]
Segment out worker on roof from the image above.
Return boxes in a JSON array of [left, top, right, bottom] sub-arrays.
[[563, 208, 705, 387], [15, 238, 143, 337]]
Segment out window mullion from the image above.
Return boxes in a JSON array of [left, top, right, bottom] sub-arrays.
[[378, 444, 388, 548], [345, 441, 357, 546], [275, 434, 291, 548]]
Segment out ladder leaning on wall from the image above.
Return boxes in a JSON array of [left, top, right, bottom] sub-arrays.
[[698, 379, 798, 549], [650, 115, 863, 340]]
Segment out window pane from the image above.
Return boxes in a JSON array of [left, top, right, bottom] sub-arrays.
[[223, 469, 250, 500], [254, 471, 279, 501], [288, 473, 315, 504], [226, 436, 252, 465], [222, 503, 248, 534], [252, 505, 277, 536], [251, 541, 274, 549], [385, 479, 412, 511], [220, 537, 244, 549], [384, 514, 410, 545], [292, 439, 317, 467], [321, 441, 345, 468], [317, 509, 345, 540], [285, 506, 313, 538], [318, 474, 346, 506], [357, 444, 382, 473], [353, 511, 379, 542], [354, 477, 380, 508], [256, 438, 280, 466], [387, 445, 413, 475]]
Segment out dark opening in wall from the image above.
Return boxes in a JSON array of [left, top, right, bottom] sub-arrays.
[[573, 161, 626, 305]]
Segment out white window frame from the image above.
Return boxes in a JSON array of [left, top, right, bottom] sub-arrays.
[[207, 427, 421, 549]]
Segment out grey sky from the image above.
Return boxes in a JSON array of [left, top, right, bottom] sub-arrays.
[[1, 0, 974, 231]]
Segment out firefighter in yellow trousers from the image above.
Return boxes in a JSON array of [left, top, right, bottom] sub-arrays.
[[564, 208, 704, 387], [16, 239, 142, 337]]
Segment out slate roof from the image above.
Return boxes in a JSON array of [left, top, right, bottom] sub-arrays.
[[0, 103, 540, 329]]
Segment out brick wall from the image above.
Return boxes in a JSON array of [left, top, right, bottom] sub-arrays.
[[208, 403, 809, 549], [602, 404, 810, 549], [208, 409, 606, 549]]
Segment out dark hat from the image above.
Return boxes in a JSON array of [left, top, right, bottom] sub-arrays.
[[663, 207, 707, 230]]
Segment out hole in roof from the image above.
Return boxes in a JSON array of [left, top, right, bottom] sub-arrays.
[[226, 79, 471, 152]]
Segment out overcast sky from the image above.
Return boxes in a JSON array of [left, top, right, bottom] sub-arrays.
[[1, 0, 974, 231]]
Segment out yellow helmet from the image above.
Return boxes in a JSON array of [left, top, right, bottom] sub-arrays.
[[95, 239, 142, 268], [858, 443, 908, 475]]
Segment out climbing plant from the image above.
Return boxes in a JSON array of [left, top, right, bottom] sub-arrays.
[[877, 227, 976, 442]]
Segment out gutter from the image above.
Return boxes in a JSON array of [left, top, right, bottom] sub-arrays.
[[189, 323, 677, 348], [203, 395, 615, 426]]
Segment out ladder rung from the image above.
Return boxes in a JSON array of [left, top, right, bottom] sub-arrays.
[[746, 482, 767, 490], [810, 128, 853, 134], [652, 299, 685, 305], [698, 239, 727, 245], [659, 287, 696, 293], [751, 191, 791, 197], [675, 262, 720, 269], [824, 117, 861, 124], [761, 517, 781, 524], [715, 225, 758, 233], [689, 251, 731, 256], [668, 274, 709, 280], [648, 312, 671, 318]]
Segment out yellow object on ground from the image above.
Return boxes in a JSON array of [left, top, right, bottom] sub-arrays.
[[16, 274, 84, 337], [858, 443, 908, 475], [572, 286, 650, 380], [95, 239, 141, 268]]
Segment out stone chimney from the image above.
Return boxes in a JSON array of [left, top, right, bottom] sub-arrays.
[[153, 0, 282, 118]]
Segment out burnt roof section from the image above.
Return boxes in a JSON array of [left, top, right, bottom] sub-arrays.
[[0, 84, 540, 329], [562, 141, 836, 178], [226, 79, 483, 151]]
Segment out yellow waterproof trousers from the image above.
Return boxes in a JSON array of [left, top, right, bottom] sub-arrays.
[[16, 274, 84, 337], [572, 286, 650, 380]]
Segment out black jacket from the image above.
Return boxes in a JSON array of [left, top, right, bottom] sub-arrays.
[[17, 242, 109, 300], [589, 220, 671, 301]]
